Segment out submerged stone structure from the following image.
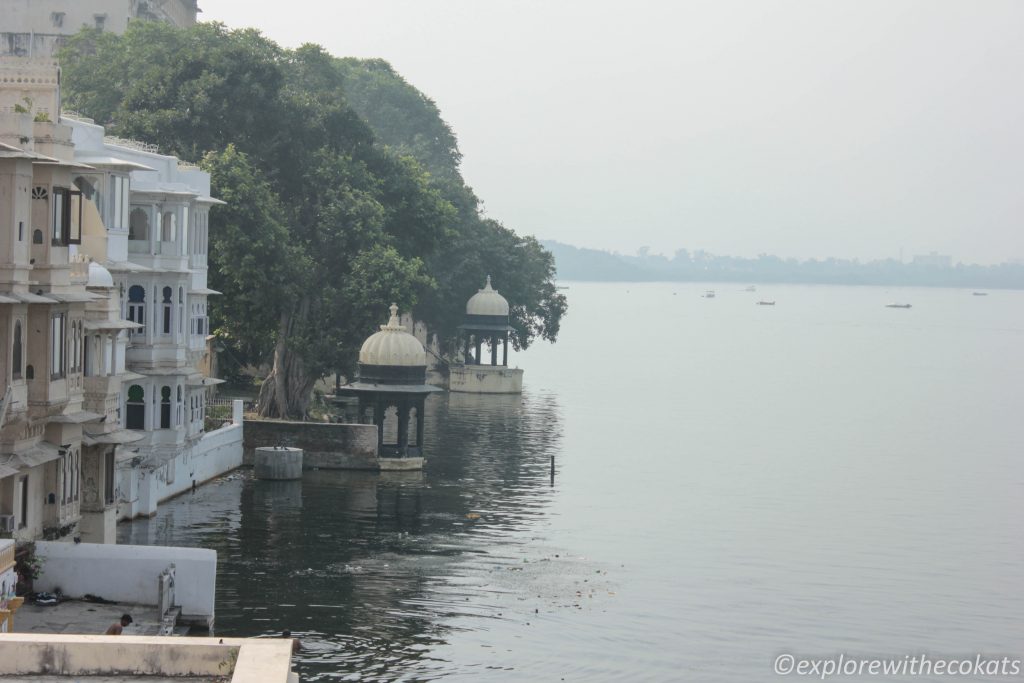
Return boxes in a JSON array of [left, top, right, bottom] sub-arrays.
[[253, 446, 303, 481], [450, 276, 524, 394], [337, 304, 442, 471]]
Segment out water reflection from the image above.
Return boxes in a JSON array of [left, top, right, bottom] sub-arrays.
[[119, 389, 563, 681]]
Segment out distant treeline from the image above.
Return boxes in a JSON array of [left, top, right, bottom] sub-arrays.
[[542, 241, 1024, 289]]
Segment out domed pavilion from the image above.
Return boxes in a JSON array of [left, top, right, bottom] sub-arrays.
[[450, 276, 524, 394], [338, 304, 442, 469]]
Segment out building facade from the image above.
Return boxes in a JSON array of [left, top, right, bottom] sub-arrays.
[[0, 58, 240, 545], [64, 96, 237, 525], [0, 0, 199, 58], [0, 58, 99, 544]]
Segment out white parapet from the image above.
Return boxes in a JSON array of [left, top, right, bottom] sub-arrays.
[[449, 365, 524, 394], [0, 634, 297, 682], [33, 541, 216, 626]]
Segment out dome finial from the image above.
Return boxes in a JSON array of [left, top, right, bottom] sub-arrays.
[[386, 303, 400, 328], [485, 275, 492, 290]]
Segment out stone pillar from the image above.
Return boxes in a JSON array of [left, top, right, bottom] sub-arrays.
[[254, 447, 303, 480], [97, 336, 106, 376], [397, 406, 409, 451], [231, 399, 243, 425], [375, 402, 385, 448], [502, 334, 509, 366], [416, 402, 425, 448], [108, 333, 117, 376], [490, 335, 498, 365], [474, 337, 482, 366]]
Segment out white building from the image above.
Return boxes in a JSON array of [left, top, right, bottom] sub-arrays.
[[0, 0, 199, 58], [65, 109, 239, 525], [0, 58, 241, 544]]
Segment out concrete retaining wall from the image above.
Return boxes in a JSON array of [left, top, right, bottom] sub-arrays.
[[244, 420, 378, 470], [449, 365, 524, 394], [33, 541, 216, 622]]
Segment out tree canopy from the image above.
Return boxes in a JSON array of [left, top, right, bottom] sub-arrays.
[[60, 21, 565, 417]]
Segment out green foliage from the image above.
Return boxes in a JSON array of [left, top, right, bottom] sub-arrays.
[[60, 22, 565, 416], [202, 145, 297, 369], [15, 542, 43, 579]]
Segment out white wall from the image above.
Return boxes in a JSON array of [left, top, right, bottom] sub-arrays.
[[33, 540, 216, 618], [119, 409, 243, 520], [149, 422, 243, 507]]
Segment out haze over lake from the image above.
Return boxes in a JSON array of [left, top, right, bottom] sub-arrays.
[[121, 282, 1024, 681]]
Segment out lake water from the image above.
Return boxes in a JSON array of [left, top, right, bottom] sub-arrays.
[[119, 282, 1024, 681]]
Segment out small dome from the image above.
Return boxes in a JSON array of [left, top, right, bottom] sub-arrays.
[[359, 304, 427, 367], [87, 261, 114, 288], [466, 276, 509, 316]]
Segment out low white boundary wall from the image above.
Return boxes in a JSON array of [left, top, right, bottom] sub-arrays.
[[127, 401, 245, 519], [33, 541, 216, 620]]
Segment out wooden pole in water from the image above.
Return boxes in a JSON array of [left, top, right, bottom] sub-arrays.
[[550, 455, 555, 485]]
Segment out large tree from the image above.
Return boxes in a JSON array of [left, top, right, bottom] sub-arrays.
[[61, 22, 565, 417]]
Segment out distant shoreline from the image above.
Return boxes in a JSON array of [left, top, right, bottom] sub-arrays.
[[555, 279, 1023, 291], [542, 240, 1024, 291]]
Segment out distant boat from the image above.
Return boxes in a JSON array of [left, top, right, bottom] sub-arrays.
[[972, 292, 988, 296], [744, 285, 757, 292], [703, 290, 716, 298], [757, 301, 775, 306], [885, 303, 912, 309]]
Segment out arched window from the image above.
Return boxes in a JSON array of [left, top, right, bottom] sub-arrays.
[[176, 386, 183, 426], [161, 211, 176, 242], [127, 285, 145, 336], [129, 208, 149, 241], [161, 385, 171, 428], [126, 384, 145, 429], [178, 287, 184, 335], [12, 320, 22, 379], [32, 229, 43, 244], [162, 287, 173, 335], [26, 364, 34, 380]]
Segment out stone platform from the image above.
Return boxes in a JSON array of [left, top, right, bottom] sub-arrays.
[[449, 364, 524, 394], [13, 599, 165, 636]]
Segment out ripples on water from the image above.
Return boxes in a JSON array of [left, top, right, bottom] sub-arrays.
[[120, 283, 1024, 681], [121, 391, 579, 681]]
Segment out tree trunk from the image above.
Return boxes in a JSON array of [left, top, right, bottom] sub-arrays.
[[257, 298, 317, 419]]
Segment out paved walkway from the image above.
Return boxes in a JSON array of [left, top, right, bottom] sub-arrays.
[[13, 599, 163, 636]]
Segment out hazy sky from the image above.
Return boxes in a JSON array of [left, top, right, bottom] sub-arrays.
[[199, 0, 1023, 264]]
